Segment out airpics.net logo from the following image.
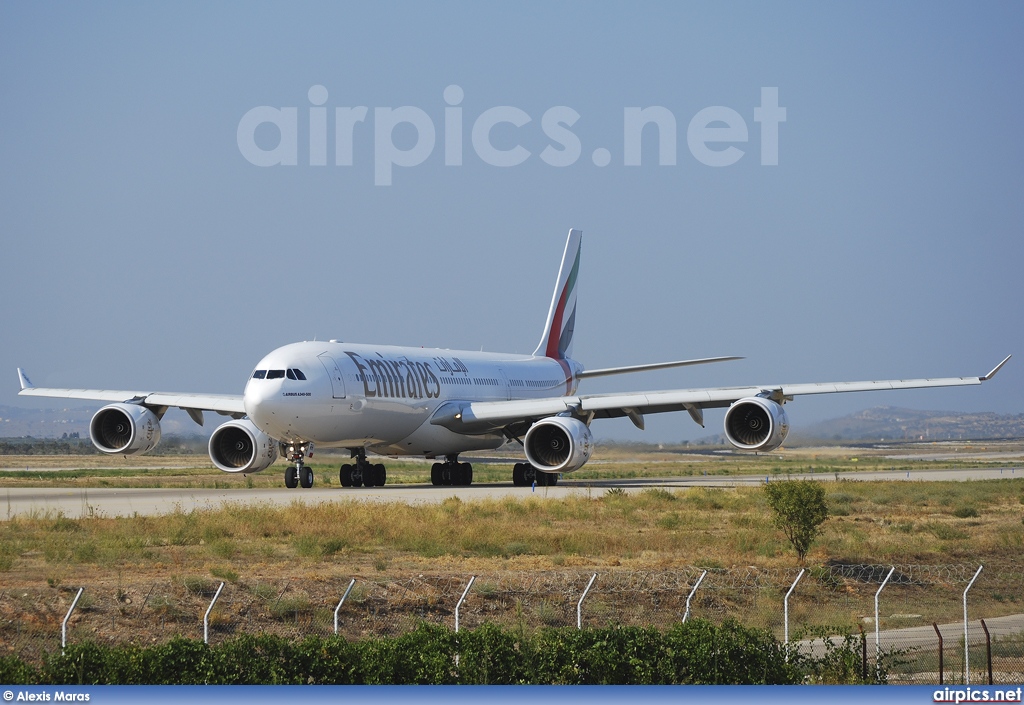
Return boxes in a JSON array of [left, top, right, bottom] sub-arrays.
[[236, 85, 786, 186]]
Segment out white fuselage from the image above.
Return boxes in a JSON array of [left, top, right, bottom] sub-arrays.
[[243, 341, 579, 457]]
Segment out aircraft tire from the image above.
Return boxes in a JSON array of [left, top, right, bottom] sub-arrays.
[[535, 470, 553, 487], [300, 466, 314, 489], [461, 462, 473, 486], [285, 467, 298, 489], [512, 463, 525, 486], [340, 464, 353, 487], [431, 463, 442, 486], [374, 463, 387, 487]]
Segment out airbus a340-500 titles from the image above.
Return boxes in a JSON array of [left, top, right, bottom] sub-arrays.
[[17, 229, 1010, 489]]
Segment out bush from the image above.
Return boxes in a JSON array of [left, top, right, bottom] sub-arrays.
[[4, 620, 862, 685], [763, 480, 829, 561]]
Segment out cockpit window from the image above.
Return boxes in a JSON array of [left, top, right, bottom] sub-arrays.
[[266, 369, 286, 379], [286, 369, 296, 380], [292, 369, 306, 380], [252, 370, 267, 379]]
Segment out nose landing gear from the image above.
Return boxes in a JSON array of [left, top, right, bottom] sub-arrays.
[[283, 442, 315, 489]]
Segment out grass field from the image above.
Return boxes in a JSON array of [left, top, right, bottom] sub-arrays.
[[1, 444, 1022, 651]]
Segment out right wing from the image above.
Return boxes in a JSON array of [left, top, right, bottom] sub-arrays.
[[17, 368, 245, 425], [431, 355, 1011, 433]]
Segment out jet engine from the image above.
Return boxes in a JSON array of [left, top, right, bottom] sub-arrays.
[[524, 416, 593, 473], [209, 419, 278, 473], [723, 397, 790, 452], [90, 403, 162, 455]]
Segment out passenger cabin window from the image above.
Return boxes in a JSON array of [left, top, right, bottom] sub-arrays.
[[252, 370, 267, 379], [267, 370, 286, 379]]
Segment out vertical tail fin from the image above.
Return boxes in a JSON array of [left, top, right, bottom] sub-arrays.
[[533, 229, 582, 360]]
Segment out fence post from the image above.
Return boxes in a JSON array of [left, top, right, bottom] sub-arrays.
[[963, 564, 983, 685], [933, 622, 944, 685], [859, 625, 867, 681], [455, 576, 475, 633], [61, 587, 84, 654], [682, 570, 707, 623], [980, 619, 992, 686], [874, 566, 895, 662], [334, 579, 356, 636], [577, 573, 597, 630], [203, 582, 224, 645], [784, 568, 805, 647]]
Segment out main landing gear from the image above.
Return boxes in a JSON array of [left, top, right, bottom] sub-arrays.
[[340, 449, 387, 488], [512, 462, 558, 487], [283, 442, 315, 489], [430, 456, 473, 486]]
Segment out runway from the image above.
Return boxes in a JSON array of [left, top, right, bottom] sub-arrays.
[[1, 466, 1020, 519]]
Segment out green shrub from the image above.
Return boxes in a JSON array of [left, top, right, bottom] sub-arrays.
[[763, 480, 829, 561], [2, 620, 869, 685], [952, 506, 980, 518]]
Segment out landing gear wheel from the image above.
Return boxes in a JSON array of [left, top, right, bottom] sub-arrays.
[[300, 465, 314, 488], [340, 464, 353, 487], [431, 462, 442, 486], [512, 463, 525, 486], [460, 462, 473, 486], [536, 471, 557, 487], [373, 463, 387, 487], [285, 466, 298, 489]]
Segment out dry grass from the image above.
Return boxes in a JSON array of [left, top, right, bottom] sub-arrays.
[[1, 473, 1023, 649], [2, 444, 1022, 635], [2, 479, 1021, 577]]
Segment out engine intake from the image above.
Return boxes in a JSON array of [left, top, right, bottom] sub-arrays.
[[524, 416, 593, 474], [209, 419, 278, 473], [90, 403, 162, 455], [723, 397, 790, 452]]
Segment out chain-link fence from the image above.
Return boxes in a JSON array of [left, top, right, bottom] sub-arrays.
[[3, 564, 1022, 683]]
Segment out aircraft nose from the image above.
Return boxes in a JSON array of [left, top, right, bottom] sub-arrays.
[[243, 377, 276, 426]]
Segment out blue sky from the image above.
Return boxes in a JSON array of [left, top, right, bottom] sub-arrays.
[[1, 2, 1021, 442]]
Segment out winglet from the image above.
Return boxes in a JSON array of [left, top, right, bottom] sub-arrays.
[[17, 368, 33, 390], [980, 354, 1011, 381]]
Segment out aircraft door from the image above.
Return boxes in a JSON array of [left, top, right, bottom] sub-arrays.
[[318, 354, 347, 399], [498, 368, 512, 401]]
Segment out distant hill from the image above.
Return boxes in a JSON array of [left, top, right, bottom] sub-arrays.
[[690, 406, 1024, 446], [792, 406, 1024, 442], [0, 405, 207, 438], [3, 404, 1022, 446]]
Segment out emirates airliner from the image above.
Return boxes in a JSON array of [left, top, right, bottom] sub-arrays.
[[17, 229, 1010, 489]]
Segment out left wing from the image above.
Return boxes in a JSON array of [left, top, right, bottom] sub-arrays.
[[432, 355, 1012, 433], [16, 368, 244, 425]]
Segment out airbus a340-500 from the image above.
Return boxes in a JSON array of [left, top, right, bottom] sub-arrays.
[[17, 230, 1010, 489]]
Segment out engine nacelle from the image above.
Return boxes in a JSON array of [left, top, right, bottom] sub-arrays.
[[723, 397, 790, 452], [209, 419, 278, 473], [90, 403, 162, 455], [524, 416, 593, 474]]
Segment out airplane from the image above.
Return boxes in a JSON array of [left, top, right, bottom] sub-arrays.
[[17, 229, 1010, 490]]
